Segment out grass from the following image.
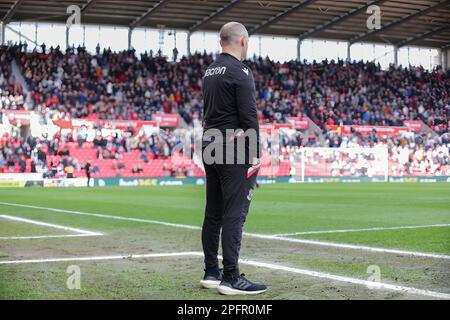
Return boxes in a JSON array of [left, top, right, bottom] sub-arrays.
[[293, 227, 450, 255], [0, 183, 449, 299], [0, 219, 72, 237], [1, 183, 449, 234]]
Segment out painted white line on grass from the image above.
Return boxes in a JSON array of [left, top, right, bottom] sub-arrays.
[[243, 232, 450, 260], [0, 251, 448, 300], [1, 201, 449, 260], [0, 202, 200, 231], [273, 224, 450, 237], [238, 258, 450, 300], [0, 214, 103, 236], [0, 234, 102, 240], [0, 252, 203, 265]]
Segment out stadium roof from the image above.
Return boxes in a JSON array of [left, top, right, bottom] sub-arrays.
[[1, 0, 449, 48]]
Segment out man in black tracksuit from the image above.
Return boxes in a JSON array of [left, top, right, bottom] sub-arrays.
[[85, 161, 91, 187], [200, 22, 266, 295]]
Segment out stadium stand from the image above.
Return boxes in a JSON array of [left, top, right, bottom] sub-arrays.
[[0, 45, 24, 111], [0, 42, 449, 179], [1, 45, 448, 130]]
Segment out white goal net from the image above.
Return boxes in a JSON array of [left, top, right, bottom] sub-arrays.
[[289, 147, 389, 183]]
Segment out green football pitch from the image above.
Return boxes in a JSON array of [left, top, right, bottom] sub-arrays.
[[0, 183, 449, 300]]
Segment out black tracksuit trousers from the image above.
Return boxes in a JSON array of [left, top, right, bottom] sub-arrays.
[[202, 162, 257, 279]]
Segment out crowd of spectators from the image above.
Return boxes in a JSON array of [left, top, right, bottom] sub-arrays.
[[0, 45, 25, 111], [0, 121, 197, 178], [1, 119, 449, 177], [0, 43, 448, 133], [0, 43, 448, 178], [250, 57, 448, 134], [6, 43, 206, 125], [277, 129, 450, 177]]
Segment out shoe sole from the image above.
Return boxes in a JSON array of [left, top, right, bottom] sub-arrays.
[[217, 285, 267, 296], [200, 279, 221, 289]]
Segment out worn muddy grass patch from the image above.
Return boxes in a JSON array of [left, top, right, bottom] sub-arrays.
[[0, 184, 449, 299], [0, 255, 437, 300]]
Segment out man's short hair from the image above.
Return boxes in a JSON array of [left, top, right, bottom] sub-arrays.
[[220, 22, 248, 46]]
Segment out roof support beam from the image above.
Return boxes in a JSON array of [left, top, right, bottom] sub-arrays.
[[187, 32, 191, 55], [128, 27, 132, 50], [299, 0, 387, 41], [81, 0, 99, 13], [393, 45, 398, 66], [347, 42, 351, 61], [249, 0, 317, 35], [7, 0, 99, 25], [129, 0, 171, 29], [2, 0, 25, 24], [189, 0, 241, 33], [5, 23, 38, 46], [442, 47, 448, 69], [0, 22, 5, 45], [66, 26, 69, 49], [349, 0, 450, 44], [396, 24, 450, 48]]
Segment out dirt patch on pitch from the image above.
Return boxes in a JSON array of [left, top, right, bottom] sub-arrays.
[[1, 225, 449, 299]]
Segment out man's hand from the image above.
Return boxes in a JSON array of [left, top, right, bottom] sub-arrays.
[[247, 157, 261, 179], [252, 157, 261, 168]]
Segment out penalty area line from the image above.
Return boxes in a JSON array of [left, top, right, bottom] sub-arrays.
[[0, 214, 104, 238], [0, 234, 103, 240], [0, 252, 203, 265], [0, 251, 448, 300], [0, 202, 200, 231]]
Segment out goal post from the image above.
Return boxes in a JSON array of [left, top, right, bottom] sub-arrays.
[[290, 146, 389, 183]]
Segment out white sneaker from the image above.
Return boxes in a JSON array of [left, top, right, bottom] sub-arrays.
[[200, 269, 223, 289], [217, 274, 267, 295]]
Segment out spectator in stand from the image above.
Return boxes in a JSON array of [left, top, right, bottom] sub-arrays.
[[0, 43, 448, 179], [0, 154, 5, 172], [2, 44, 446, 131], [0, 45, 25, 111], [65, 164, 74, 178], [85, 161, 91, 187]]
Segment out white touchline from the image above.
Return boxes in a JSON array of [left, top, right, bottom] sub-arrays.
[[273, 224, 450, 237], [237, 258, 450, 300], [0, 214, 103, 237], [0, 201, 449, 260], [0, 251, 448, 300], [0, 202, 201, 231], [242, 232, 450, 260], [0, 234, 101, 240], [0, 252, 203, 265]]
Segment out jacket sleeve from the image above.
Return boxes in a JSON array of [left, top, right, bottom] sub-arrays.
[[235, 71, 261, 159]]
